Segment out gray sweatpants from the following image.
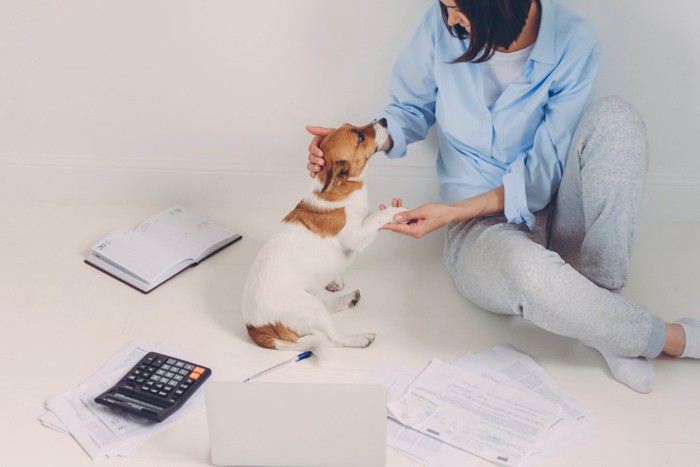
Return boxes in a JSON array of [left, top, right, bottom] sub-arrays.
[[444, 96, 666, 358]]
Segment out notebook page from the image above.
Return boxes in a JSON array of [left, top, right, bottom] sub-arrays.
[[91, 228, 189, 284], [136, 206, 235, 261]]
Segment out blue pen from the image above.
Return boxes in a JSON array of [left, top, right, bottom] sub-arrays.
[[242, 351, 313, 383]]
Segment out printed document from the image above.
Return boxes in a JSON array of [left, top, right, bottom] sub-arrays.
[[39, 341, 205, 459], [372, 345, 600, 466]]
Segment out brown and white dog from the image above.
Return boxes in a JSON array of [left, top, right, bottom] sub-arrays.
[[242, 119, 405, 352]]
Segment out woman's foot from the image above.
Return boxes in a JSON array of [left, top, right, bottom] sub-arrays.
[[580, 338, 655, 393]]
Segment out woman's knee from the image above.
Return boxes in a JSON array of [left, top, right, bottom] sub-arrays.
[[576, 95, 649, 176], [588, 96, 648, 145]]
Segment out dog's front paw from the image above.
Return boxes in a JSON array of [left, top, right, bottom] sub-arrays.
[[325, 278, 345, 292], [365, 206, 408, 230], [380, 206, 408, 224]]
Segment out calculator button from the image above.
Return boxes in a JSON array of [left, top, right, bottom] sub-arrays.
[[183, 364, 194, 370], [193, 366, 205, 375], [189, 372, 200, 380], [166, 358, 177, 365]]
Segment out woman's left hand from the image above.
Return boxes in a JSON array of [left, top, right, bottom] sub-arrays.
[[379, 199, 459, 239]]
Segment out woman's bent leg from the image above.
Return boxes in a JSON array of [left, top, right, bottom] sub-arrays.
[[444, 214, 663, 359], [550, 96, 649, 292]]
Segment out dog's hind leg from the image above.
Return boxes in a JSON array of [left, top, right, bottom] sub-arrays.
[[286, 292, 375, 349], [329, 330, 376, 348], [321, 289, 361, 313]]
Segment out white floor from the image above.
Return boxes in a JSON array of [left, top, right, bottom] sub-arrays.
[[2, 200, 700, 466]]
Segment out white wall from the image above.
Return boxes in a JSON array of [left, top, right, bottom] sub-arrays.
[[1, 0, 698, 218], [558, 0, 700, 188]]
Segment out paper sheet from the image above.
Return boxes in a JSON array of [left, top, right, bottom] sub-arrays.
[[457, 345, 601, 464], [388, 359, 562, 465], [370, 366, 481, 467], [372, 345, 600, 466], [39, 341, 206, 459]]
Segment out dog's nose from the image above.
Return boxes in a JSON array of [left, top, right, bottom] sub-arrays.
[[377, 118, 387, 128]]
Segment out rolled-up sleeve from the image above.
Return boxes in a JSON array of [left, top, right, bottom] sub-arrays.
[[503, 43, 602, 229], [380, 7, 439, 159]]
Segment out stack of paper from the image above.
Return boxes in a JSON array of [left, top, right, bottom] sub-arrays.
[[370, 345, 600, 466], [38, 341, 207, 459]]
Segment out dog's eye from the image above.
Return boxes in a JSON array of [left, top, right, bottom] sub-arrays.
[[357, 132, 365, 144]]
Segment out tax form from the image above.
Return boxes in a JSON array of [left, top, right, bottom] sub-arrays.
[[387, 359, 562, 466], [373, 345, 600, 466], [454, 345, 600, 464]]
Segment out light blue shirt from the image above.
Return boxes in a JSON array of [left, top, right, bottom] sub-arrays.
[[380, 0, 601, 229]]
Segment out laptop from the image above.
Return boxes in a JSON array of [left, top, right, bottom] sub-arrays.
[[205, 381, 387, 467]]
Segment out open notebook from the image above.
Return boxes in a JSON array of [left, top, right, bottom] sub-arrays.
[[86, 206, 241, 293]]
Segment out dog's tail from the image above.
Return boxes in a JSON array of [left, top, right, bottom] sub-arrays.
[[275, 334, 331, 359], [246, 324, 331, 357]]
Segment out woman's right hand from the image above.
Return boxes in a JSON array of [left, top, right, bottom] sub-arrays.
[[306, 125, 335, 178]]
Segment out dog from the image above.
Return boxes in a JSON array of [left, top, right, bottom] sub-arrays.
[[242, 118, 406, 352]]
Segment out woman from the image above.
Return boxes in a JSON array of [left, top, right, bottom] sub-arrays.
[[306, 0, 698, 393]]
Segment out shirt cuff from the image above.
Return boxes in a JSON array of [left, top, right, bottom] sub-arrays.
[[380, 112, 408, 159], [502, 154, 535, 230]]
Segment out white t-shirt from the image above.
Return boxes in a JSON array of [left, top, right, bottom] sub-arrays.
[[483, 43, 535, 107]]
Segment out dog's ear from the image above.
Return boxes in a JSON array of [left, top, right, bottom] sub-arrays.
[[321, 160, 350, 193]]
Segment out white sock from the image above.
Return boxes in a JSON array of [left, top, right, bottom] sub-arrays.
[[580, 338, 655, 393], [676, 318, 700, 358]]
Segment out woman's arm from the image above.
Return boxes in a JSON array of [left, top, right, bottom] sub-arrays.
[[382, 186, 504, 238]]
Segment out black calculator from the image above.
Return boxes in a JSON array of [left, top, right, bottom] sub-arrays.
[[95, 351, 211, 422]]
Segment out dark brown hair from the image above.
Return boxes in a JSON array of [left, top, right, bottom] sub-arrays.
[[440, 0, 534, 63]]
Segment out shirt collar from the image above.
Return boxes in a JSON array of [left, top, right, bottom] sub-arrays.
[[529, 0, 557, 65]]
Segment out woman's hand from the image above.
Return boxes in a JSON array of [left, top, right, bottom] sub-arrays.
[[380, 187, 506, 239], [306, 125, 335, 178], [379, 199, 460, 239]]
